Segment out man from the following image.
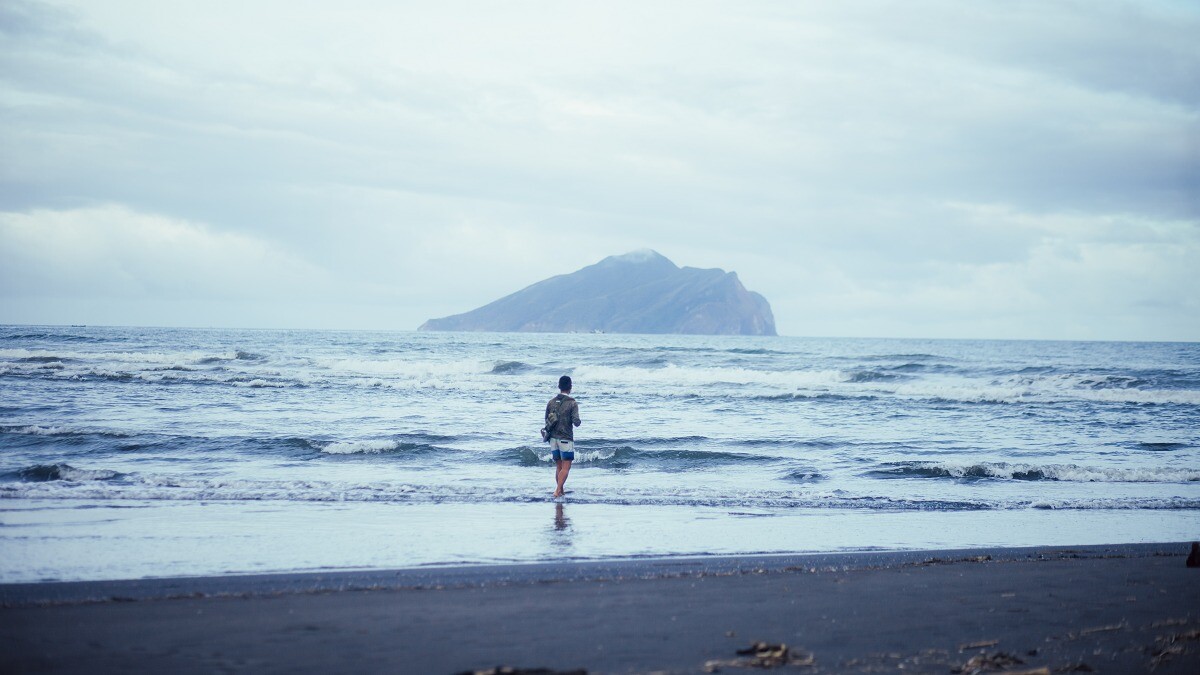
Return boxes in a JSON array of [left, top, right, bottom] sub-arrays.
[[546, 375, 581, 498]]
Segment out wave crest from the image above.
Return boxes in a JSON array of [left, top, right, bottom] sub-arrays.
[[490, 360, 532, 375], [318, 438, 445, 455], [7, 463, 123, 482], [508, 445, 774, 467], [1, 425, 133, 438], [5, 476, 1197, 512], [869, 461, 1200, 483]]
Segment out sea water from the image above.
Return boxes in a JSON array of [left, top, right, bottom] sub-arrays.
[[1, 325, 1197, 582]]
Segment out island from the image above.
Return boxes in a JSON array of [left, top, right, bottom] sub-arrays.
[[418, 250, 777, 336]]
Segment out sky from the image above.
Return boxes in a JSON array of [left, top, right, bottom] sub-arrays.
[[1, 0, 1197, 340]]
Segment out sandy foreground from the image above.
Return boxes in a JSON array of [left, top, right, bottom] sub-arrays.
[[2, 543, 1198, 674]]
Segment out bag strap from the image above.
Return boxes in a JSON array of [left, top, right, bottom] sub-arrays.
[[547, 395, 565, 431]]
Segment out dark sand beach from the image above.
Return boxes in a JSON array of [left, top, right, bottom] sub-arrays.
[[2, 543, 1198, 674]]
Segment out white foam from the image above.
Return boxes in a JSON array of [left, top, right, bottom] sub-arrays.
[[9, 425, 70, 435], [239, 379, 284, 388], [311, 357, 494, 378], [574, 364, 847, 389], [0, 348, 240, 366], [573, 364, 1193, 405], [0, 348, 61, 359], [572, 363, 1200, 405], [321, 440, 402, 454], [6, 345, 1194, 405], [1044, 465, 1200, 482], [56, 466, 121, 481], [903, 384, 1199, 406], [527, 448, 616, 463], [10, 366, 300, 388], [0, 472, 465, 503], [902, 461, 1200, 483], [3, 425, 132, 438], [840, 370, 1200, 406], [1030, 498, 1200, 510], [2, 472, 1198, 513]]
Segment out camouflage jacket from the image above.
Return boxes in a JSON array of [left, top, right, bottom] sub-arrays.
[[545, 394, 581, 441]]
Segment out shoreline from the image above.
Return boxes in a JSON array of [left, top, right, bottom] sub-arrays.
[[0, 541, 1189, 607], [3, 542, 1198, 674], [6, 494, 1200, 586], [0, 541, 1186, 606]]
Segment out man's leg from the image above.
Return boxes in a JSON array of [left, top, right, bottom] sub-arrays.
[[554, 458, 563, 495], [555, 460, 572, 496]]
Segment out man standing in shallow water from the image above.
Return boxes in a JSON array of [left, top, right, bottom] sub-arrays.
[[546, 375, 581, 498]]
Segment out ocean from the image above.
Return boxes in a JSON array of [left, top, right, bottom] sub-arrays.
[[1, 325, 1197, 582]]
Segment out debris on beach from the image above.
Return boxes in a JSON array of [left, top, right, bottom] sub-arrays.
[[840, 649, 954, 671], [916, 555, 993, 567], [950, 651, 1025, 674], [1150, 628, 1200, 668], [1078, 622, 1126, 636], [456, 662, 588, 667], [703, 641, 815, 671], [958, 639, 999, 650]]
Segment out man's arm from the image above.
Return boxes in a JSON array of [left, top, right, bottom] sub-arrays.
[[571, 401, 581, 427]]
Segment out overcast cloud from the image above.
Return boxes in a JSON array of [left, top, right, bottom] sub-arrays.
[[1, 0, 1197, 339]]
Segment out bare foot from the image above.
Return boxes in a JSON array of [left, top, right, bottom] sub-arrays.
[[552, 489, 563, 498]]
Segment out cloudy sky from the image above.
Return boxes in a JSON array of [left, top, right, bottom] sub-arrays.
[[1, 0, 1197, 340]]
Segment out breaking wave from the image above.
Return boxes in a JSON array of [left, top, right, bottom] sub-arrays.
[[195, 350, 265, 364], [572, 364, 1200, 405], [845, 369, 907, 383], [320, 439, 442, 455], [0, 331, 107, 343], [4, 463, 124, 482], [4, 425, 96, 437], [490, 360, 533, 375], [0, 365, 302, 388], [782, 469, 825, 483], [868, 461, 1200, 483], [507, 445, 775, 467], [0, 348, 260, 366], [3, 475, 1197, 512], [574, 364, 849, 389]]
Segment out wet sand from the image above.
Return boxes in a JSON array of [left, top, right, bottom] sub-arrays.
[[2, 543, 1198, 674]]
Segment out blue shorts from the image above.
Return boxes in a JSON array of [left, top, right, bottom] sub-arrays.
[[550, 438, 574, 461]]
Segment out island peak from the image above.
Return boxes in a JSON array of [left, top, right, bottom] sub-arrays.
[[419, 251, 776, 336]]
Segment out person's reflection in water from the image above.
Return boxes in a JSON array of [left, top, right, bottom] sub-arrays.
[[550, 502, 573, 553]]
